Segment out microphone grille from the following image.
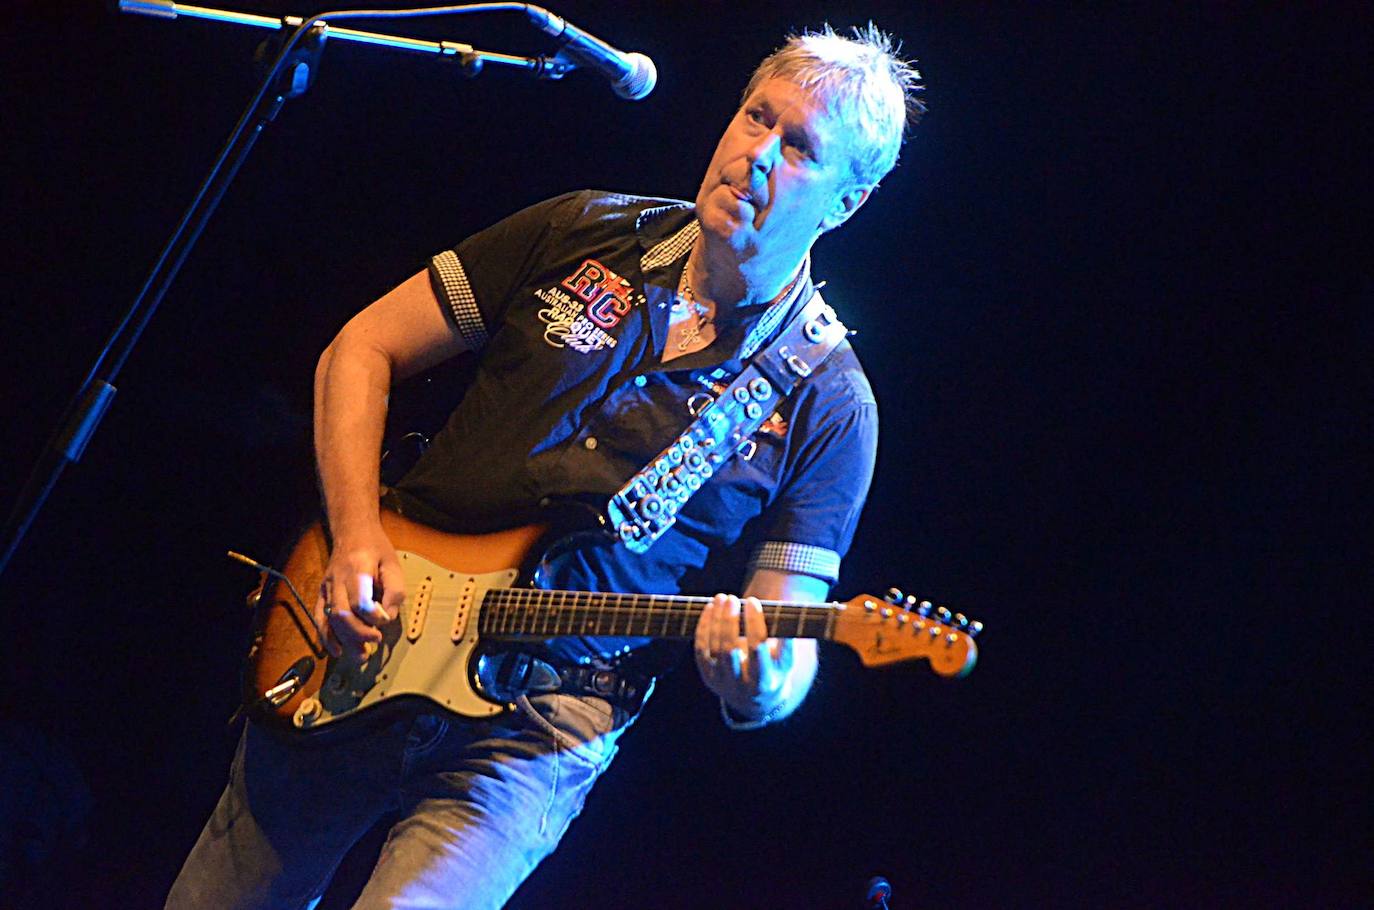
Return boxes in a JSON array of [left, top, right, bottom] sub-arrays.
[[614, 52, 657, 101]]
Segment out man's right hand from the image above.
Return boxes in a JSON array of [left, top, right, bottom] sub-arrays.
[[312, 526, 406, 660]]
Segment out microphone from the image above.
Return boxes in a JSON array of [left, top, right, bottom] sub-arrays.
[[865, 876, 893, 909], [523, 4, 657, 100]]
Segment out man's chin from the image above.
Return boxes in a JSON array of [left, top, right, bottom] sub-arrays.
[[697, 206, 754, 248]]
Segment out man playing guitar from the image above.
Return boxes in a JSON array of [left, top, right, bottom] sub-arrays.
[[168, 24, 923, 909]]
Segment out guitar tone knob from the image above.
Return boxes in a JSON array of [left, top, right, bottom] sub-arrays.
[[293, 698, 323, 729]]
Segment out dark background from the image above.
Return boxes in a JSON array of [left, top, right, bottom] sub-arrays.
[[1, 2, 1366, 907]]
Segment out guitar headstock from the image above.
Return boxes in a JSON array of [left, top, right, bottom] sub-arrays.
[[831, 589, 980, 677]]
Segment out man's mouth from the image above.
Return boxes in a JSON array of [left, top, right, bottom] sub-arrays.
[[726, 182, 762, 208]]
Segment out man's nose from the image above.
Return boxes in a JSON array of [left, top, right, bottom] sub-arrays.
[[746, 130, 781, 173]]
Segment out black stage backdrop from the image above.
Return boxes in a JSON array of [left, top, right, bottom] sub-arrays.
[[1, 2, 1366, 908]]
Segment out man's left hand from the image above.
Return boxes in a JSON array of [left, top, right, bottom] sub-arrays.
[[694, 593, 793, 716]]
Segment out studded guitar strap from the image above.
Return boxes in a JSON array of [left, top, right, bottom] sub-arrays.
[[608, 290, 849, 554]]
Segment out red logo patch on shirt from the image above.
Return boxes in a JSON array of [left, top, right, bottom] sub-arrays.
[[561, 258, 636, 330]]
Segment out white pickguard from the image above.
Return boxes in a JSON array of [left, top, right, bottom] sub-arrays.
[[295, 550, 519, 730]]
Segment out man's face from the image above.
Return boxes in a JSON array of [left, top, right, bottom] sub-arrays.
[[695, 77, 867, 266]]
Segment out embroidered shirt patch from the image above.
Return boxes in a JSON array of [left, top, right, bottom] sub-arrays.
[[536, 258, 643, 353]]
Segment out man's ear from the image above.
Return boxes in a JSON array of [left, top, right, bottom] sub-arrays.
[[821, 184, 873, 232]]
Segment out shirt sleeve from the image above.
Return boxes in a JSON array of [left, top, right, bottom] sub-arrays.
[[427, 191, 586, 351], [747, 393, 878, 587]]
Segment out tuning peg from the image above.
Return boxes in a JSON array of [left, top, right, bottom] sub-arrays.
[[953, 613, 969, 629], [885, 587, 904, 604], [936, 606, 953, 624], [916, 600, 933, 617], [967, 620, 984, 638]]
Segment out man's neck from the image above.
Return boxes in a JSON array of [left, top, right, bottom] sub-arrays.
[[689, 234, 807, 316]]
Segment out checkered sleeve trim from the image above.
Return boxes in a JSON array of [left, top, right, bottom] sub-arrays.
[[747, 541, 841, 585], [430, 250, 489, 351]]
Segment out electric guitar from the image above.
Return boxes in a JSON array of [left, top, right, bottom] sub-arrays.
[[242, 509, 980, 738]]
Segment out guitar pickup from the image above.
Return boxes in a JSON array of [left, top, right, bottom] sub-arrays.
[[407, 574, 434, 643]]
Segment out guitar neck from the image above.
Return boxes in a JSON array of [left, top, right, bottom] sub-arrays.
[[477, 588, 839, 642]]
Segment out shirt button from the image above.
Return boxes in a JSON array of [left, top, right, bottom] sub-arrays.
[[584, 436, 598, 450], [633, 375, 647, 387]]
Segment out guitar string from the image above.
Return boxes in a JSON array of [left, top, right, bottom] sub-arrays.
[[392, 591, 955, 641], [401, 594, 849, 637]]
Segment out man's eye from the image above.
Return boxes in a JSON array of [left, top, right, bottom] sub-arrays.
[[746, 109, 765, 124]]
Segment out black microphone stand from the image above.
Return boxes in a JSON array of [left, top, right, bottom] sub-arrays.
[[0, 2, 583, 577]]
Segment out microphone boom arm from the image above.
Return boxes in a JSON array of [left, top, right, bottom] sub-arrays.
[[119, 1, 575, 77]]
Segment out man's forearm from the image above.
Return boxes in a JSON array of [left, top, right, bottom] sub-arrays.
[[313, 333, 394, 536]]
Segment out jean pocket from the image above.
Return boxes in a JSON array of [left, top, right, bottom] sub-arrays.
[[517, 693, 623, 771]]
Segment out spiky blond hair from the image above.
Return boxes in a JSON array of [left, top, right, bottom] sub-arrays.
[[743, 24, 925, 186]]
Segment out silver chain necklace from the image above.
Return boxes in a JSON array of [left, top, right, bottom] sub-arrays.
[[673, 263, 713, 352]]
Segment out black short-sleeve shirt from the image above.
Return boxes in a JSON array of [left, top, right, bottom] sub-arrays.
[[391, 191, 877, 660]]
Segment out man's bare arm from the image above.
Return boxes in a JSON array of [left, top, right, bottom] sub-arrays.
[[311, 269, 470, 657]]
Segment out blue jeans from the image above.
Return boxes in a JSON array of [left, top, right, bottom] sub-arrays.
[[166, 692, 634, 909]]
